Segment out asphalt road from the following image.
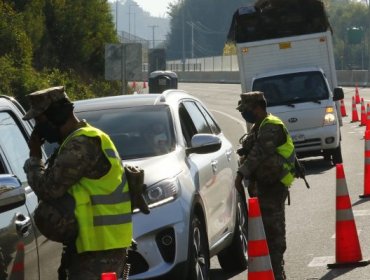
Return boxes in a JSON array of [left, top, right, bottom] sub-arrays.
[[175, 83, 370, 280]]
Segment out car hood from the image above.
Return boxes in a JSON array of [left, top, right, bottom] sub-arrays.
[[122, 152, 182, 186]]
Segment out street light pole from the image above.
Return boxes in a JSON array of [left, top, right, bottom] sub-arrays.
[[148, 25, 158, 48]]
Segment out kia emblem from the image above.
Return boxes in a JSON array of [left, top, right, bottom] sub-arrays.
[[288, 118, 298, 123]]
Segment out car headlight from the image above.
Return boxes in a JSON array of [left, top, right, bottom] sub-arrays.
[[323, 107, 336, 126], [144, 177, 179, 208]]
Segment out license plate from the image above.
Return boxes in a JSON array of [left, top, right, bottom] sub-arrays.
[[292, 134, 305, 142]]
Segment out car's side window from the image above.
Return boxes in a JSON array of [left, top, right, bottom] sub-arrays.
[[196, 102, 221, 135], [0, 154, 6, 174], [0, 112, 29, 183], [179, 104, 196, 146], [183, 101, 212, 134]]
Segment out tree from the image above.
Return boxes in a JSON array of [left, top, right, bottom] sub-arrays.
[[0, 0, 121, 103], [327, 1, 369, 69]]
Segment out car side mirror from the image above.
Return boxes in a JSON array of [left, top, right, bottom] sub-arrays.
[[186, 134, 222, 155], [0, 174, 26, 213], [333, 87, 344, 101]]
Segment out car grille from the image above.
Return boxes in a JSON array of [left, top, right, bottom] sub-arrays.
[[294, 138, 321, 149]]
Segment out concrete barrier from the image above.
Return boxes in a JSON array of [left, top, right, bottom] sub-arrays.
[[172, 70, 369, 87]]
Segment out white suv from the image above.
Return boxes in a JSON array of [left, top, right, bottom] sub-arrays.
[[74, 90, 248, 279]]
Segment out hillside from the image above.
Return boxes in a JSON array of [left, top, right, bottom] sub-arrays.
[[109, 0, 170, 47]]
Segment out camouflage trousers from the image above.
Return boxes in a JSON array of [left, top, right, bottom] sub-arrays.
[[258, 186, 288, 280], [58, 243, 127, 280]]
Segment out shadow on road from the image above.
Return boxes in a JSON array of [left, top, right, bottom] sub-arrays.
[[299, 157, 334, 176], [210, 268, 244, 280], [319, 267, 355, 279]]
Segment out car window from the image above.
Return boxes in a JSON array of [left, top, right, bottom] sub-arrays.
[[179, 101, 213, 146], [76, 105, 175, 159], [196, 103, 221, 135], [0, 112, 28, 183], [183, 101, 212, 134]]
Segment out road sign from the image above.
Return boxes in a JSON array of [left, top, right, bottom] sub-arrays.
[[105, 43, 143, 81]]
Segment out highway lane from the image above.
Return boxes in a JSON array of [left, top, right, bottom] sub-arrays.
[[177, 83, 370, 280]]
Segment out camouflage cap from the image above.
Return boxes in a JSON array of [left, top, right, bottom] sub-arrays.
[[236, 91, 266, 112], [22, 86, 69, 120]]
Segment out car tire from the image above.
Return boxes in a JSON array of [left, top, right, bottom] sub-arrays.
[[217, 193, 248, 272], [187, 214, 210, 280], [331, 144, 343, 165]]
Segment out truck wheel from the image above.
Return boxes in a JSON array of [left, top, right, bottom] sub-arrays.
[[217, 193, 248, 272], [331, 145, 343, 165]]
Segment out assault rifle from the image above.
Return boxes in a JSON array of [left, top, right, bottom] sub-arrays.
[[294, 156, 310, 189]]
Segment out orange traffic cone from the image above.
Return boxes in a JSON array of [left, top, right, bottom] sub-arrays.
[[327, 164, 369, 268], [340, 99, 347, 117], [101, 272, 117, 280], [366, 103, 370, 131], [248, 197, 275, 280], [143, 80, 147, 89], [360, 98, 366, 126], [10, 242, 25, 279], [351, 96, 359, 123], [360, 130, 370, 198], [355, 84, 361, 104]]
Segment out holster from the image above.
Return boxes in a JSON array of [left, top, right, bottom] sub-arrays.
[[124, 165, 150, 214]]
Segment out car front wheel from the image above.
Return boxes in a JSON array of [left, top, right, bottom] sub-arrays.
[[187, 214, 210, 280], [217, 193, 248, 272]]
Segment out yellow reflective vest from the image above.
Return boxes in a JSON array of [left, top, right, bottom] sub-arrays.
[[59, 124, 132, 253], [260, 114, 296, 187]]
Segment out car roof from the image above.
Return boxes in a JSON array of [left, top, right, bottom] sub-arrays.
[[0, 95, 27, 115], [74, 90, 198, 112]]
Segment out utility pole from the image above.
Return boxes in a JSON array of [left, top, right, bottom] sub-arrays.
[[128, 4, 138, 41], [115, 0, 118, 33], [187, 21, 194, 58], [148, 25, 158, 48], [182, 0, 185, 71]]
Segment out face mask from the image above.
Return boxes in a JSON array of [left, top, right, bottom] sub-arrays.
[[241, 110, 256, 123], [35, 121, 60, 143]]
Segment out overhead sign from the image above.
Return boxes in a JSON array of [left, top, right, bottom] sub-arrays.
[[105, 43, 143, 81]]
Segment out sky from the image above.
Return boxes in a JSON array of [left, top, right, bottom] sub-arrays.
[[111, 0, 178, 18]]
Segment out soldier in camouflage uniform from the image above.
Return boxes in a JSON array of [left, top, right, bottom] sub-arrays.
[[235, 91, 296, 280], [22, 86, 134, 280]]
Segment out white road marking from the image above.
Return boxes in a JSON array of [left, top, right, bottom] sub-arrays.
[[211, 109, 248, 133], [354, 209, 370, 216], [308, 256, 335, 267]]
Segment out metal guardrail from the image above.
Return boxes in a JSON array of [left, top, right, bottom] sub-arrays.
[[166, 55, 370, 86]]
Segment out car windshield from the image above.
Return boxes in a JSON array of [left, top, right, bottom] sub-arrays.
[[253, 71, 329, 107], [76, 105, 175, 159]]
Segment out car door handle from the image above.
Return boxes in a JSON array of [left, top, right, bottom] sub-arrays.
[[226, 150, 232, 162], [15, 213, 32, 238], [211, 160, 218, 173]]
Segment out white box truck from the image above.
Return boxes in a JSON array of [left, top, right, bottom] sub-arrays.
[[235, 29, 344, 164]]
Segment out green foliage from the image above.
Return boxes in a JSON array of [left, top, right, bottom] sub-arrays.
[[0, 0, 120, 105], [327, 1, 369, 69]]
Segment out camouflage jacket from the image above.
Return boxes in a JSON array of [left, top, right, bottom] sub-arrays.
[[23, 121, 111, 201], [238, 114, 287, 186]]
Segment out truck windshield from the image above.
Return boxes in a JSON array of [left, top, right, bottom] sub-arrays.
[[252, 71, 329, 107]]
